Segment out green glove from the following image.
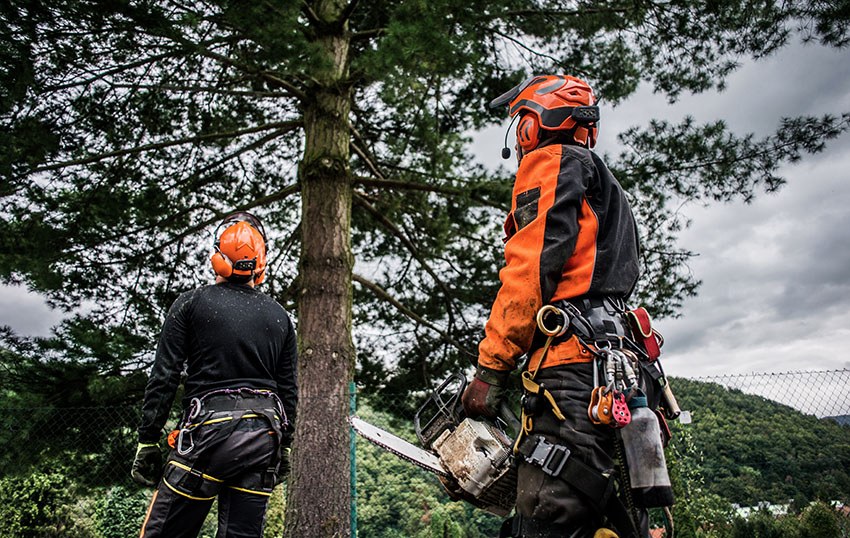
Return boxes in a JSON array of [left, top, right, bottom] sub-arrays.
[[278, 446, 292, 479], [131, 443, 162, 487]]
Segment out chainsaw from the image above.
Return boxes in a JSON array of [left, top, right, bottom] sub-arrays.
[[350, 373, 520, 516]]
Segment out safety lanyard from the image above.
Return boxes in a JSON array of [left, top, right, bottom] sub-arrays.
[[513, 305, 570, 454]]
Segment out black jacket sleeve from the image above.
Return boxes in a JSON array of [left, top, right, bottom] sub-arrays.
[[276, 314, 298, 439], [137, 292, 193, 443]]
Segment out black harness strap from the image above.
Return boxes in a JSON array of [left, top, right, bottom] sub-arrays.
[[517, 435, 640, 538]]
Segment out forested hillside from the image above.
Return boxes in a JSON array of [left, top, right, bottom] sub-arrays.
[[669, 377, 850, 507]]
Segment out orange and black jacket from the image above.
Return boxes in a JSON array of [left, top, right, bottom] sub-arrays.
[[479, 143, 640, 372]]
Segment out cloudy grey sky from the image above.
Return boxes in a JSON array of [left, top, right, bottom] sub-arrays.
[[2, 39, 848, 381]]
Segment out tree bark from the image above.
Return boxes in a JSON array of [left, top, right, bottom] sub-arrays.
[[285, 1, 354, 537]]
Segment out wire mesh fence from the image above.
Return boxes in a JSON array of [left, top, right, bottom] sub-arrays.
[[0, 369, 848, 537]]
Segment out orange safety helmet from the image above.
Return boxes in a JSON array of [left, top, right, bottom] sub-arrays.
[[210, 211, 268, 285], [490, 75, 600, 152]]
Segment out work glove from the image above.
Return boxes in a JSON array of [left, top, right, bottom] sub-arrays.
[[461, 366, 510, 419], [131, 443, 162, 487], [278, 446, 292, 479]]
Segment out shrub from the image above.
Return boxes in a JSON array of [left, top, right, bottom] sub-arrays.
[[94, 485, 151, 538], [0, 472, 76, 537]]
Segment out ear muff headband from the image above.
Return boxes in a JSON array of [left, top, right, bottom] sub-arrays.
[[213, 211, 268, 247]]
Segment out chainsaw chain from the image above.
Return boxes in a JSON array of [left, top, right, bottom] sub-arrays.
[[358, 435, 450, 477]]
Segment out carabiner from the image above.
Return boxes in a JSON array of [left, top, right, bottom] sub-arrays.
[[176, 429, 195, 455], [536, 305, 569, 337], [187, 397, 202, 421]]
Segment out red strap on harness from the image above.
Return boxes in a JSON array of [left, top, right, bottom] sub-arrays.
[[626, 307, 662, 361]]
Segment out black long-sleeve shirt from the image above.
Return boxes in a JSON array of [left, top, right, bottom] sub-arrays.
[[138, 282, 298, 443]]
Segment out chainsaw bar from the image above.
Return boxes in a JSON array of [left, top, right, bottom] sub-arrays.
[[349, 416, 449, 477]]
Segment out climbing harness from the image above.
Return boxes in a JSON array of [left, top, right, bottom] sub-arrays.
[[513, 299, 676, 537], [166, 388, 288, 498]]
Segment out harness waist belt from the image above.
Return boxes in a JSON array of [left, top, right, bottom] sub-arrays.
[[560, 296, 629, 342], [202, 393, 280, 412], [517, 435, 613, 510]]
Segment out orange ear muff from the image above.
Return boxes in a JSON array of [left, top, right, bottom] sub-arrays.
[[210, 249, 233, 278], [516, 114, 540, 152]]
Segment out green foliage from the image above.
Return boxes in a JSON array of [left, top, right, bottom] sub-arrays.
[[665, 426, 735, 537], [798, 501, 841, 538], [0, 472, 77, 537], [93, 485, 150, 538], [264, 485, 287, 537]]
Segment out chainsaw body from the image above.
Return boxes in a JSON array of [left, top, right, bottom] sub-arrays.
[[413, 373, 518, 516]]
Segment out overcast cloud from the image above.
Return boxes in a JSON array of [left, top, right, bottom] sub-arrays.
[[2, 40, 849, 380]]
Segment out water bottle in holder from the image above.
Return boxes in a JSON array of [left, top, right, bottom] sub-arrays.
[[619, 394, 674, 508]]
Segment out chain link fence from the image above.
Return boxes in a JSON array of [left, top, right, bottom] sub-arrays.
[[0, 369, 848, 537]]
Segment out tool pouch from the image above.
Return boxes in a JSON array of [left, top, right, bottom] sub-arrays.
[[626, 307, 663, 362]]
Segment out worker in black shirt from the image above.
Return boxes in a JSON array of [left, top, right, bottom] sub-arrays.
[[132, 211, 298, 538]]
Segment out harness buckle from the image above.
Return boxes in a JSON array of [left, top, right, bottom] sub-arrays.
[[524, 436, 570, 477]]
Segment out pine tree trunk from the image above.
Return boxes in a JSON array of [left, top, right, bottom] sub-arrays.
[[285, 2, 354, 537]]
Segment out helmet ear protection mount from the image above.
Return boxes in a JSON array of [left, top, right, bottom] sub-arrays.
[[210, 211, 268, 284], [516, 114, 541, 153]]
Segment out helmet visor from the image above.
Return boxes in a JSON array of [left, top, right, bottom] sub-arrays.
[[489, 76, 540, 109], [217, 211, 267, 242]]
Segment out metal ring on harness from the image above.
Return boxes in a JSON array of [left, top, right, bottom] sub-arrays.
[[536, 305, 569, 337]]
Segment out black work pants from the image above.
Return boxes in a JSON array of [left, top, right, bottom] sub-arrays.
[[515, 362, 648, 538], [140, 415, 279, 538]]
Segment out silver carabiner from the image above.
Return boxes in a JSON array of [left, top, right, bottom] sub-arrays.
[[176, 428, 194, 455], [187, 397, 202, 421]]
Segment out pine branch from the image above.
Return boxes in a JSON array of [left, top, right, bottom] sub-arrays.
[[339, 0, 361, 26], [110, 83, 292, 98], [352, 273, 474, 357], [26, 121, 301, 176], [490, 28, 567, 69], [485, 6, 635, 20], [351, 28, 384, 41], [349, 123, 387, 179], [76, 183, 301, 267], [42, 51, 183, 92], [354, 176, 503, 209], [148, 28, 308, 101], [352, 191, 458, 332]]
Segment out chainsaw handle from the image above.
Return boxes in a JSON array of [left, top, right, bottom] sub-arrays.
[[498, 400, 521, 435]]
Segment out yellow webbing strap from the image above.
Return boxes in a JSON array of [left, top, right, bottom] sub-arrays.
[[513, 306, 570, 453], [521, 372, 566, 422]]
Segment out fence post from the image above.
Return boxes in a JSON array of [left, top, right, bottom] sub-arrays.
[[350, 381, 357, 537]]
